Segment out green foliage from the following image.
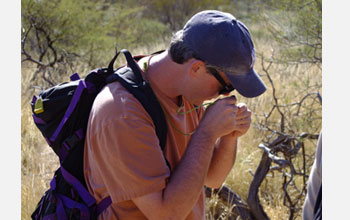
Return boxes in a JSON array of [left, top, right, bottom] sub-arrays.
[[22, 0, 110, 66], [22, 0, 322, 71], [142, 0, 229, 31], [21, 0, 170, 71], [105, 4, 169, 51], [259, 0, 322, 64]]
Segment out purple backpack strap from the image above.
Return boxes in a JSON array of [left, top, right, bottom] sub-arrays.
[[56, 194, 90, 220], [50, 80, 87, 143], [55, 195, 68, 220], [48, 170, 100, 220], [60, 166, 96, 207], [96, 196, 112, 216], [48, 174, 68, 220], [32, 114, 46, 125], [70, 72, 80, 81], [33, 195, 46, 220], [41, 213, 56, 220]]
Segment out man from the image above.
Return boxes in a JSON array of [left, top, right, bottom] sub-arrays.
[[84, 10, 266, 219]]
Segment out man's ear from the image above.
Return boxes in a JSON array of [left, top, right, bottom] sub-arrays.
[[188, 59, 206, 77]]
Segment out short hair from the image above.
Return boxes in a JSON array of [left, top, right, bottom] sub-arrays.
[[168, 30, 197, 64], [168, 30, 223, 76]]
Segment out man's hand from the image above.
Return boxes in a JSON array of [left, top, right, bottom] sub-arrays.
[[200, 96, 239, 139], [232, 103, 251, 138]]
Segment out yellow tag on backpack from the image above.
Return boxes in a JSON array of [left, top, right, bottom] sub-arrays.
[[34, 97, 44, 114]]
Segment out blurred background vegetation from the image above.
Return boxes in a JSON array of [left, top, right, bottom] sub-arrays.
[[21, 0, 321, 219]]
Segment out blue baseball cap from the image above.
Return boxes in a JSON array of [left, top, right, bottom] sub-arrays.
[[182, 10, 266, 98]]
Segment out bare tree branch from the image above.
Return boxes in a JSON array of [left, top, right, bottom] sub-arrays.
[[205, 186, 253, 220]]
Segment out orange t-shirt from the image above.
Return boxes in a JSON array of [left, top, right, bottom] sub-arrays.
[[84, 68, 205, 219]]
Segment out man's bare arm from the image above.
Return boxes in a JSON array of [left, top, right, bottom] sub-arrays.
[[132, 97, 239, 220], [205, 103, 252, 189]]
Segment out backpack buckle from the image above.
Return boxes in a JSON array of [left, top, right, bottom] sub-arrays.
[[59, 129, 84, 161], [63, 129, 84, 151]]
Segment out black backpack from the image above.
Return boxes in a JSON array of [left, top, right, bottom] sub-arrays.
[[30, 49, 168, 220]]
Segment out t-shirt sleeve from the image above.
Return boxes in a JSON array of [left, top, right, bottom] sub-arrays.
[[86, 91, 170, 203]]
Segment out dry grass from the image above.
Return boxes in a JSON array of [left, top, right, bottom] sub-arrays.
[[21, 63, 59, 220], [21, 41, 321, 219]]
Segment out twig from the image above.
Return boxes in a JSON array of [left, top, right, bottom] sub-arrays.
[[205, 186, 252, 220], [247, 149, 271, 220]]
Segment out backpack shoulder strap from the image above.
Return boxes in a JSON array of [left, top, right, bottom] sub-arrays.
[[106, 49, 170, 170]]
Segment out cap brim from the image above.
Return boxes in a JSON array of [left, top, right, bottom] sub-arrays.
[[226, 69, 266, 98]]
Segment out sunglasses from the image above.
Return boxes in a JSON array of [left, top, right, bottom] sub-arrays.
[[206, 66, 235, 95]]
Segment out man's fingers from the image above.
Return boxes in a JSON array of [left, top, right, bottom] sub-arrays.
[[237, 104, 247, 113], [236, 110, 251, 120], [235, 123, 250, 132], [236, 117, 251, 126], [222, 95, 237, 105]]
